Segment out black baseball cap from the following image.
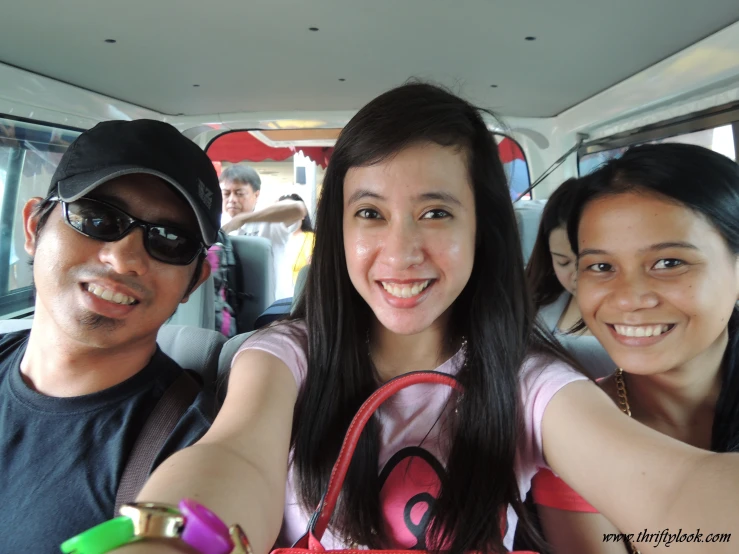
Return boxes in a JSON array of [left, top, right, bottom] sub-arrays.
[[50, 119, 221, 246]]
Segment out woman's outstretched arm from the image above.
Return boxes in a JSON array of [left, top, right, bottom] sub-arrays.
[[543, 380, 737, 553], [116, 349, 298, 553]]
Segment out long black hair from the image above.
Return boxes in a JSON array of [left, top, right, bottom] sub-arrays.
[[567, 142, 739, 452], [525, 178, 581, 310], [284, 82, 561, 554]]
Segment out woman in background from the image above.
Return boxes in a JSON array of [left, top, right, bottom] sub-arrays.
[[526, 177, 614, 378], [280, 193, 315, 288]]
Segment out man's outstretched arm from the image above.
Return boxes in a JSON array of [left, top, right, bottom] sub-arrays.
[[221, 201, 307, 234]]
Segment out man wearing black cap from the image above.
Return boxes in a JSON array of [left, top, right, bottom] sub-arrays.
[[0, 120, 221, 552]]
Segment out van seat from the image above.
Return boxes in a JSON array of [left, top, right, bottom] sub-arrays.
[[292, 264, 309, 310], [252, 264, 311, 330], [229, 235, 275, 332], [156, 325, 228, 391], [217, 331, 256, 402], [169, 273, 216, 330], [513, 200, 547, 265]]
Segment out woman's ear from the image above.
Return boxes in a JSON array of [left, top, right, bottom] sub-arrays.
[[22, 198, 44, 257]]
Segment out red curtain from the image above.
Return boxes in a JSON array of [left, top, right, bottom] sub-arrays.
[[207, 132, 334, 169], [497, 137, 525, 164], [294, 146, 333, 169], [209, 131, 515, 169]]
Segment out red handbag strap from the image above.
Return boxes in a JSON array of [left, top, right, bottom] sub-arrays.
[[307, 371, 462, 543]]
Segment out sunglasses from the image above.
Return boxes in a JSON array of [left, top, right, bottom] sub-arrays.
[[51, 196, 205, 265]]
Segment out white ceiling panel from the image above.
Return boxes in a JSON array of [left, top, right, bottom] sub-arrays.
[[2, 0, 739, 117]]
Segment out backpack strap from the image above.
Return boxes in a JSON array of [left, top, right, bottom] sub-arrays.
[[114, 370, 201, 515]]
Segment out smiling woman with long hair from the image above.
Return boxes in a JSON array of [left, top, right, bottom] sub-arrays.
[[131, 86, 739, 554], [533, 143, 739, 553]]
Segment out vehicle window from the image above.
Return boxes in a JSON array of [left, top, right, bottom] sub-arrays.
[[0, 118, 80, 318], [207, 129, 338, 222], [207, 129, 337, 303], [578, 146, 628, 176], [209, 131, 531, 207], [579, 124, 736, 175], [494, 134, 531, 200], [208, 130, 531, 304]]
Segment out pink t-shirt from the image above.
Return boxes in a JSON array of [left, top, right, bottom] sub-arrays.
[[233, 322, 586, 551]]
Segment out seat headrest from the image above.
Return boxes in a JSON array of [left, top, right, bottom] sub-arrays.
[[514, 200, 547, 265], [291, 264, 310, 312], [229, 235, 276, 332], [156, 325, 228, 390], [216, 331, 256, 402]]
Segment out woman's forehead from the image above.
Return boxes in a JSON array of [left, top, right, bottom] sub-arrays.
[[343, 144, 472, 199], [579, 191, 725, 253]]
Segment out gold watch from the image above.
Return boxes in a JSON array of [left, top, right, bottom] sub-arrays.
[[118, 502, 186, 538]]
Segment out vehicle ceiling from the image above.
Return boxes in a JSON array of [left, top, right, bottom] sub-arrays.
[[3, 0, 739, 119]]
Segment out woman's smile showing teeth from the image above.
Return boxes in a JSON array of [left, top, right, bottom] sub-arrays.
[[380, 279, 431, 298], [607, 322, 676, 346], [376, 279, 436, 309], [612, 324, 674, 338]]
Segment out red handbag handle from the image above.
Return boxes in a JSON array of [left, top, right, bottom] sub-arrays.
[[303, 371, 462, 545]]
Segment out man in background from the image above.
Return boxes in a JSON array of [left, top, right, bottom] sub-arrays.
[[219, 164, 261, 227], [219, 164, 307, 299]]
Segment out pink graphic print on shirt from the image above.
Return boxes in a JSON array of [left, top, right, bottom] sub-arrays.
[[378, 447, 446, 550]]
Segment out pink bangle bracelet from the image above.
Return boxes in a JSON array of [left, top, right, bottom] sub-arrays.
[[179, 498, 234, 554]]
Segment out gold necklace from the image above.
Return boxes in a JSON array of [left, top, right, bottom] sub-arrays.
[[614, 368, 632, 417], [613, 368, 640, 554]]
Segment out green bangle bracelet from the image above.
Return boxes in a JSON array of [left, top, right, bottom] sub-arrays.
[[60, 516, 136, 554]]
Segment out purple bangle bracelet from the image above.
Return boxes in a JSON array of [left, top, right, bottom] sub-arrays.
[[179, 498, 234, 554]]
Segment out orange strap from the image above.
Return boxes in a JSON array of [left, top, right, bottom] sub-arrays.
[[531, 469, 598, 513]]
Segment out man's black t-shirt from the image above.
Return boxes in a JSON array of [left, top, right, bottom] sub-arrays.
[[0, 331, 216, 552]]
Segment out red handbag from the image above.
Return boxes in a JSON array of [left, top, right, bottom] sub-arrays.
[[272, 371, 538, 554]]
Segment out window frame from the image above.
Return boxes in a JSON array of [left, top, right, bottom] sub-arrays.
[[0, 114, 83, 319], [577, 100, 739, 173], [492, 133, 533, 200]]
